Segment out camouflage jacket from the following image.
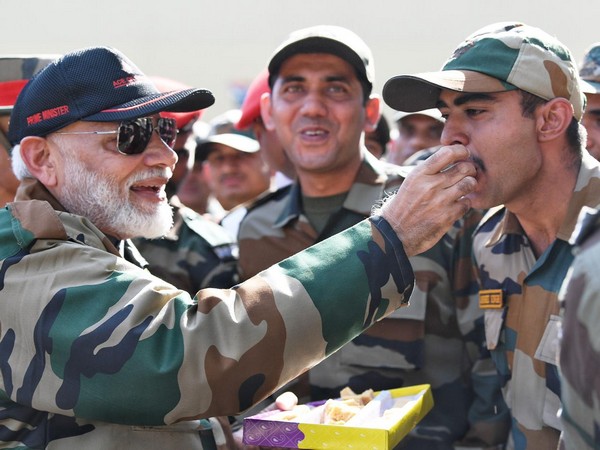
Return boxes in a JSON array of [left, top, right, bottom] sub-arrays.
[[134, 195, 239, 294], [559, 207, 600, 450], [238, 153, 509, 449], [0, 179, 414, 449], [473, 152, 600, 449]]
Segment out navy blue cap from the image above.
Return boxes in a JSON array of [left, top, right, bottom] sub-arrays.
[[8, 46, 215, 145]]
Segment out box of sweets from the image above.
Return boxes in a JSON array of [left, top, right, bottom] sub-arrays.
[[242, 384, 433, 449]]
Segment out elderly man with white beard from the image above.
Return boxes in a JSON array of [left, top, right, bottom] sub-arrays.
[[1, 46, 476, 449]]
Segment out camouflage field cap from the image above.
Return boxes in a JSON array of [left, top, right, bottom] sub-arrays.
[[580, 42, 600, 94], [0, 55, 59, 113], [383, 22, 585, 120], [196, 109, 259, 162]]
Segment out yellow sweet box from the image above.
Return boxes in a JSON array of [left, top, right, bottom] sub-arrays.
[[243, 384, 433, 449]]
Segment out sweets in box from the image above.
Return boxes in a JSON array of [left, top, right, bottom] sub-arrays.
[[243, 384, 433, 449]]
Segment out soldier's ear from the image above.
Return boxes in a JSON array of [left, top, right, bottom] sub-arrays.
[[536, 97, 573, 142], [19, 136, 59, 187], [260, 92, 276, 132], [363, 95, 381, 132]]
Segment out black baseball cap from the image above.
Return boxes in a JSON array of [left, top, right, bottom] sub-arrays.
[[8, 46, 215, 145]]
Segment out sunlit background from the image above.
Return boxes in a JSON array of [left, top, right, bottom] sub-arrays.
[[2, 0, 598, 122]]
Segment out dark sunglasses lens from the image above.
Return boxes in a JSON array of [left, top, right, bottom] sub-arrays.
[[117, 119, 152, 155], [158, 118, 178, 148]]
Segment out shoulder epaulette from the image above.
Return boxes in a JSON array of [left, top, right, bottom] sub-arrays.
[[245, 184, 293, 214]]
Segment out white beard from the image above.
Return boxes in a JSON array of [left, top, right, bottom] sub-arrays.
[[59, 158, 173, 239]]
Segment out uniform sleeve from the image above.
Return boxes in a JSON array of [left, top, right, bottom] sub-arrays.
[[0, 215, 413, 426]]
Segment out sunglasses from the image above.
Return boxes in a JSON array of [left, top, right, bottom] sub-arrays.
[[54, 117, 178, 155]]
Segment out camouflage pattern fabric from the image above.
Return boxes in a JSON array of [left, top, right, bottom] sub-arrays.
[[383, 22, 585, 121], [134, 195, 239, 294], [238, 152, 405, 280], [473, 152, 600, 449], [559, 207, 600, 450], [0, 179, 415, 449], [238, 152, 509, 449], [580, 42, 600, 93], [0, 55, 59, 114], [442, 22, 584, 118]]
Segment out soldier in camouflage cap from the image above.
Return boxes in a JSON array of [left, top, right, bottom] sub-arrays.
[[559, 206, 600, 450], [560, 48, 600, 449], [0, 46, 476, 448], [238, 24, 509, 450], [580, 43, 600, 160], [383, 22, 600, 450]]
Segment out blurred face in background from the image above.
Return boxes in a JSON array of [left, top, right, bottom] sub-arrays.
[[364, 130, 388, 159], [0, 115, 21, 205], [251, 117, 296, 180], [204, 144, 271, 210], [582, 93, 600, 160], [170, 129, 195, 187], [389, 114, 443, 165], [177, 157, 212, 215]]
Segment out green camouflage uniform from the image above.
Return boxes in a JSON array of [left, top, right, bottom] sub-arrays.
[[558, 41, 600, 450], [473, 152, 600, 449], [381, 22, 593, 450], [0, 177, 416, 449], [134, 195, 239, 294], [559, 207, 600, 450], [238, 152, 509, 449]]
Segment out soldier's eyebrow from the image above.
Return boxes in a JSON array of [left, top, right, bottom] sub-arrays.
[[279, 74, 352, 84], [279, 75, 305, 84], [587, 108, 600, 117], [436, 92, 497, 109]]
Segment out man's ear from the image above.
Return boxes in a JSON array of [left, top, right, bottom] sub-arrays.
[[536, 97, 573, 143], [363, 95, 381, 132], [260, 92, 276, 132], [19, 136, 59, 187]]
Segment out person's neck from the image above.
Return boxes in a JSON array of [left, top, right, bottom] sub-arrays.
[[508, 152, 580, 257], [0, 186, 15, 207], [296, 157, 362, 197], [516, 212, 565, 258]]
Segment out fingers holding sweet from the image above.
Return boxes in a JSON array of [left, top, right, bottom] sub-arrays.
[[377, 145, 477, 257], [417, 144, 472, 176]]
